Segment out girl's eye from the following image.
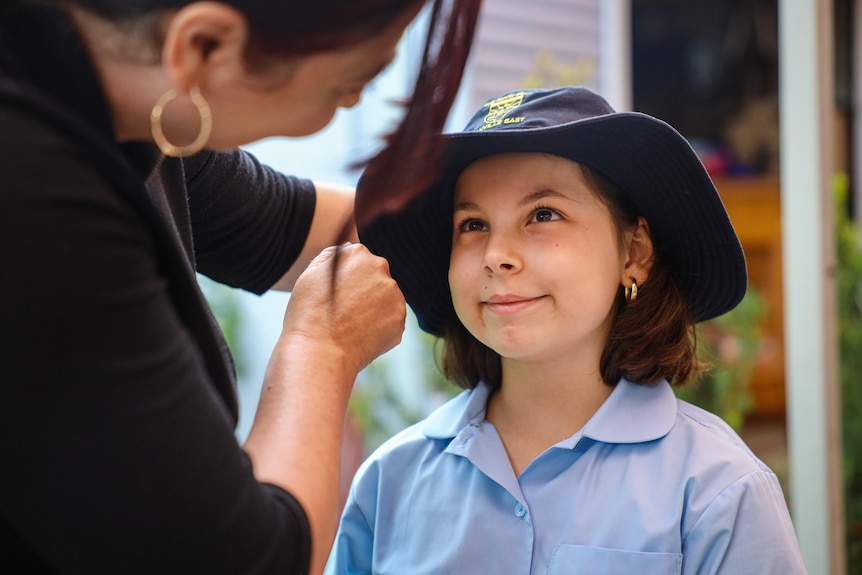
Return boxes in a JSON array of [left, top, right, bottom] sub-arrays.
[[532, 207, 561, 223], [456, 217, 487, 232]]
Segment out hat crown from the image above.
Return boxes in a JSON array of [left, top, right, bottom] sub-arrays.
[[464, 87, 616, 134]]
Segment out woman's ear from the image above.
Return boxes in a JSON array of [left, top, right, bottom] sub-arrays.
[[160, 2, 249, 93], [622, 216, 654, 288]]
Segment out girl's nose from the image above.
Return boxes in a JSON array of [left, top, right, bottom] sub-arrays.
[[483, 234, 522, 274]]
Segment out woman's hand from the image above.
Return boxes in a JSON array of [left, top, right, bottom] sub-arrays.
[[282, 242, 406, 374]]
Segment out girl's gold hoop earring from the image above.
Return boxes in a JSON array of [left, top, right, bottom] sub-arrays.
[[150, 85, 212, 158], [624, 280, 638, 302]]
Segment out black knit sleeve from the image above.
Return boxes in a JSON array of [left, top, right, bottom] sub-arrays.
[[184, 149, 317, 294]]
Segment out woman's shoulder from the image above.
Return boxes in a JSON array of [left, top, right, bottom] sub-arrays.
[[0, 75, 130, 180], [1, 73, 73, 140], [0, 79, 116, 189], [0, 95, 77, 155], [0, 102, 138, 230], [0, 105, 115, 214]]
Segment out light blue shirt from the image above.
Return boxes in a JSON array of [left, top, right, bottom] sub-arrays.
[[325, 379, 806, 574]]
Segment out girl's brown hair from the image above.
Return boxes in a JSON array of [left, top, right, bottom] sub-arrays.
[[440, 162, 707, 391]]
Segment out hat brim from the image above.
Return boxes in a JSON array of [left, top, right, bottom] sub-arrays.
[[359, 112, 747, 336]]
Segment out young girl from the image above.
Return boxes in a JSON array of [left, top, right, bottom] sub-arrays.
[[328, 87, 807, 574]]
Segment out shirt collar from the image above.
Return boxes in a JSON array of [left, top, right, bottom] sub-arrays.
[[421, 378, 677, 445], [422, 383, 493, 439], [581, 378, 677, 443]]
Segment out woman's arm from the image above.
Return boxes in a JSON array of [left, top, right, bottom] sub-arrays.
[[270, 181, 357, 292], [244, 243, 405, 575], [186, 150, 358, 294]]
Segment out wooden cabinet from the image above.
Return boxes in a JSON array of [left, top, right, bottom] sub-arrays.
[[714, 176, 786, 417]]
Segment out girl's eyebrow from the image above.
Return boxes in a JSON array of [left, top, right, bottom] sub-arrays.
[[453, 200, 480, 212], [518, 188, 573, 206], [454, 189, 575, 213]]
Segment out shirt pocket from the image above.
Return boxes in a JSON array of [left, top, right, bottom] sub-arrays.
[[547, 544, 682, 575]]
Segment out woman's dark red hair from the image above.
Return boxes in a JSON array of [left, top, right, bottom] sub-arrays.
[[56, 0, 482, 229]]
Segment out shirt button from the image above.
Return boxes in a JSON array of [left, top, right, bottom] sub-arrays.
[[514, 503, 527, 517]]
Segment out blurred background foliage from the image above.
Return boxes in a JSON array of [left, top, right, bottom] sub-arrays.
[[676, 289, 766, 432], [835, 172, 862, 573], [199, 275, 248, 381], [349, 332, 455, 452]]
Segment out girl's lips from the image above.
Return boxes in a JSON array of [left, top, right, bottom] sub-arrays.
[[483, 295, 543, 315]]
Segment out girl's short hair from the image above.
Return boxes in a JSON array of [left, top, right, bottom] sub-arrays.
[[440, 162, 706, 390]]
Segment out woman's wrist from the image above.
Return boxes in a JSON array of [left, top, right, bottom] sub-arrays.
[[270, 330, 362, 389]]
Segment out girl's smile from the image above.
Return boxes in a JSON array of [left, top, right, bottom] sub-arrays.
[[483, 293, 546, 316]]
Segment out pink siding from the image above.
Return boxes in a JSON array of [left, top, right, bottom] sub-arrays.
[[467, 0, 602, 111]]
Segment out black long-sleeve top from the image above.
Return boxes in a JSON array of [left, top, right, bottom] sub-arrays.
[[0, 4, 317, 573]]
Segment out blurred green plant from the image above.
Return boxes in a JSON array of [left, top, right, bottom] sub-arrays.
[[675, 289, 767, 432], [835, 172, 862, 573], [349, 329, 457, 453], [198, 275, 247, 381]]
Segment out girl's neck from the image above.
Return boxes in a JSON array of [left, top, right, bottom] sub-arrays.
[[486, 361, 613, 476]]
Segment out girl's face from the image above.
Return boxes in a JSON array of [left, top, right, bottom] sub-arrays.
[[449, 153, 629, 367]]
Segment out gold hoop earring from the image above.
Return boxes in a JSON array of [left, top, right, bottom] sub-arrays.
[[624, 280, 638, 302], [150, 85, 212, 158]]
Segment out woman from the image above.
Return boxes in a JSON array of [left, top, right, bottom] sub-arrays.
[[0, 1, 480, 573]]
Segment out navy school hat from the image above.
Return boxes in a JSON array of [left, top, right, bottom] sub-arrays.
[[357, 86, 748, 336]]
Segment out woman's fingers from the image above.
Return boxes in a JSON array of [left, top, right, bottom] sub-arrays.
[[284, 243, 406, 372]]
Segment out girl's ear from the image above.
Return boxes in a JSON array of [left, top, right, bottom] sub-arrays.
[[622, 216, 654, 288], [160, 3, 249, 93]]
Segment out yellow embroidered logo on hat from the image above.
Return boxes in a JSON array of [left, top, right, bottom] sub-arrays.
[[479, 92, 526, 131]]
